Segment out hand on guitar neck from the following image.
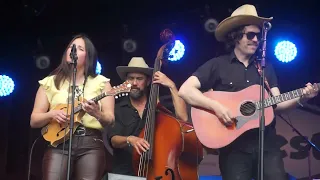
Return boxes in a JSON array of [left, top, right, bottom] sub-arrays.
[[301, 82, 319, 101], [81, 100, 101, 120], [152, 71, 175, 89]]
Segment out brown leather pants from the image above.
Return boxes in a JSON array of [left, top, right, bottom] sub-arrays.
[[42, 130, 106, 180]]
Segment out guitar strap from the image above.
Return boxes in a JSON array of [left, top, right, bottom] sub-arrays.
[[254, 60, 273, 97]]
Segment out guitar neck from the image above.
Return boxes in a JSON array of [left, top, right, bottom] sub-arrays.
[[91, 92, 107, 103], [255, 83, 320, 109], [74, 92, 107, 113]]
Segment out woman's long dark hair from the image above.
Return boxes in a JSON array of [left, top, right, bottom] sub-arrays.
[[49, 34, 98, 89]]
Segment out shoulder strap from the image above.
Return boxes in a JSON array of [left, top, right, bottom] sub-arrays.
[[254, 60, 273, 97]]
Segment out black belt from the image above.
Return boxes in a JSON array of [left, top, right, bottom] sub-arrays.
[[74, 125, 102, 137]]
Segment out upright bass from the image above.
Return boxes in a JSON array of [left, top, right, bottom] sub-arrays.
[[132, 29, 203, 180]]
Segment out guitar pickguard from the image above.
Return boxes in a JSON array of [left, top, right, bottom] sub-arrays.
[[235, 110, 259, 129]]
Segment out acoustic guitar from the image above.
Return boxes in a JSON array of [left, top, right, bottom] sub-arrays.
[[41, 81, 132, 147], [191, 83, 319, 149]]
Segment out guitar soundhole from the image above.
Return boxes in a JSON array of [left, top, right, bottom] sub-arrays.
[[240, 101, 256, 116]]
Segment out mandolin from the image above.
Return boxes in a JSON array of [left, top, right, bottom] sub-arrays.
[[41, 81, 132, 147]]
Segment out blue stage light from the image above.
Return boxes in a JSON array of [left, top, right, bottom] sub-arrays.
[[274, 40, 297, 63], [168, 40, 185, 61], [96, 60, 102, 75], [0, 75, 15, 97]]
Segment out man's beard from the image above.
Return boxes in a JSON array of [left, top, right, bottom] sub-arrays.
[[129, 88, 144, 100]]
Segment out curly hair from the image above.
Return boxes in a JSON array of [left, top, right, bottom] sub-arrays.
[[224, 25, 246, 52]]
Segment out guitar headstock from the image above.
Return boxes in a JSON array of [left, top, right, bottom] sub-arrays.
[[107, 81, 132, 98]]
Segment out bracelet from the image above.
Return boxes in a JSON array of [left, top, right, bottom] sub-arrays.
[[126, 136, 131, 147], [297, 98, 304, 107]]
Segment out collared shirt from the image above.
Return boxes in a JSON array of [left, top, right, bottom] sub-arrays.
[[192, 52, 279, 152], [193, 52, 278, 92], [107, 97, 148, 175]]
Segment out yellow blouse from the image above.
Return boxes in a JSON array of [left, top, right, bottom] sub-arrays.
[[39, 75, 110, 130]]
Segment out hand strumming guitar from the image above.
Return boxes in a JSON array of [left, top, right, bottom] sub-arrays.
[[127, 136, 150, 155], [49, 110, 68, 124], [213, 102, 235, 126]]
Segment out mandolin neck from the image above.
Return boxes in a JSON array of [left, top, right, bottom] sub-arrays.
[[74, 92, 107, 114]]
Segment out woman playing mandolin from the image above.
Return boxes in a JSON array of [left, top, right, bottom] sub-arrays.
[[30, 34, 115, 180]]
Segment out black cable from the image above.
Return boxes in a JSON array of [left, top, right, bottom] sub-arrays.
[[27, 136, 41, 180]]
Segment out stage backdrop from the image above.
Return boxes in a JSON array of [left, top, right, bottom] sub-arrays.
[[197, 108, 320, 179]]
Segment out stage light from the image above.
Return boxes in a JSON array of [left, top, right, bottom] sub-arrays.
[[35, 55, 50, 69], [0, 75, 15, 97], [123, 39, 137, 53], [96, 60, 102, 75], [168, 40, 185, 61], [274, 40, 297, 63], [204, 18, 218, 33]]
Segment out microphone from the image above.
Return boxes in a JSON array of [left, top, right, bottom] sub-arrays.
[[69, 44, 78, 63], [263, 22, 272, 30], [71, 44, 76, 53]]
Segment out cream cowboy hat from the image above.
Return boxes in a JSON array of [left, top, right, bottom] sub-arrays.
[[215, 4, 273, 42], [116, 57, 154, 81]]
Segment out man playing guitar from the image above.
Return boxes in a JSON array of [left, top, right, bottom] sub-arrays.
[[178, 4, 319, 180]]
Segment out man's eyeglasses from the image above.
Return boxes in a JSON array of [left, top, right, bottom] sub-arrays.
[[243, 32, 261, 41]]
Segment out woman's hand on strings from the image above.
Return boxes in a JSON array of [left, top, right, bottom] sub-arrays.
[[49, 110, 68, 124], [81, 100, 101, 120], [128, 136, 150, 155]]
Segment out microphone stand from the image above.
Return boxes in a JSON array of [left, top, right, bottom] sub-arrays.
[[257, 21, 272, 180], [66, 44, 78, 180], [279, 115, 320, 180]]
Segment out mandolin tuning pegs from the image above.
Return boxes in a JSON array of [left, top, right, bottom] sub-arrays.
[[115, 96, 118, 99]]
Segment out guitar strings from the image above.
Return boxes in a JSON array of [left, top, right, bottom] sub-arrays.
[[138, 58, 160, 177], [140, 83, 154, 177], [139, 87, 151, 176], [145, 58, 161, 177]]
